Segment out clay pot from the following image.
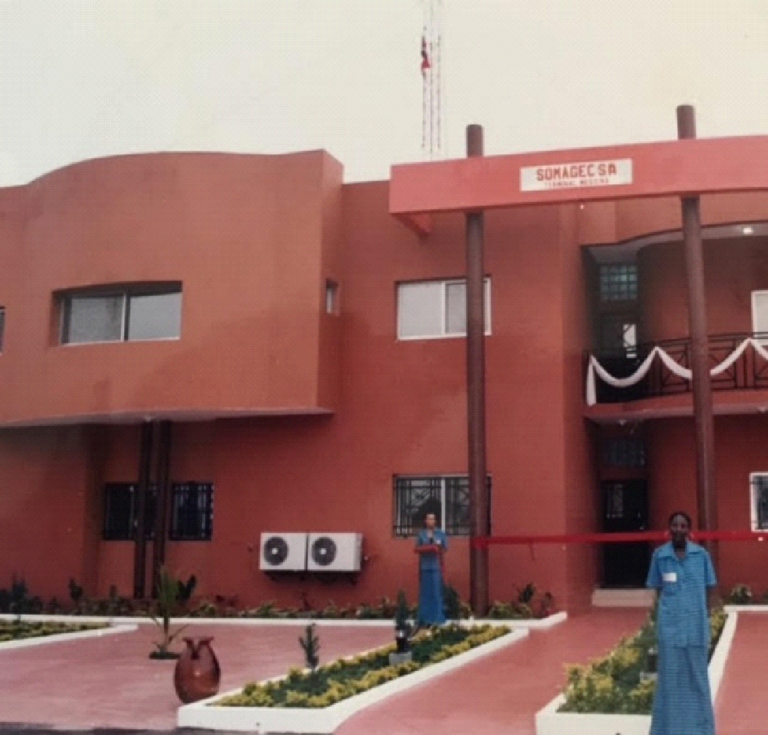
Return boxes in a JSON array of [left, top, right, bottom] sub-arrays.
[[173, 637, 221, 704]]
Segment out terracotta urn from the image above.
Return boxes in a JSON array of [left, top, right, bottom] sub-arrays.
[[173, 637, 221, 704]]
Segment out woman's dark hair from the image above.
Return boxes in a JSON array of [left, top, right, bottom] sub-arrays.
[[668, 510, 692, 527]]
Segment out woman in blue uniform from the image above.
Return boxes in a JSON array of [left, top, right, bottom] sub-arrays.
[[415, 512, 448, 625], [646, 511, 718, 735]]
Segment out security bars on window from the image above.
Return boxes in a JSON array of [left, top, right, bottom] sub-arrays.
[[393, 475, 491, 537]]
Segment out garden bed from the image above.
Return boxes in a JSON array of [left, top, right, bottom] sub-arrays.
[[535, 610, 738, 735], [178, 623, 528, 733], [0, 619, 135, 651], [0, 620, 106, 642]]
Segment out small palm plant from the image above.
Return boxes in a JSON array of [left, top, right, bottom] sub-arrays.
[[394, 589, 417, 653], [149, 567, 194, 660], [298, 623, 320, 673]]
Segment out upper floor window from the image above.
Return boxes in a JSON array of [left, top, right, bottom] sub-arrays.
[[0, 306, 4, 352], [751, 291, 768, 337], [750, 473, 768, 531], [393, 474, 491, 537], [60, 284, 182, 345], [599, 264, 638, 302], [397, 278, 491, 340]]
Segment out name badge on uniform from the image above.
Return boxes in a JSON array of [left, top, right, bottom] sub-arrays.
[[662, 572, 677, 583]]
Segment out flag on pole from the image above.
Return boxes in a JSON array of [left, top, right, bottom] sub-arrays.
[[421, 34, 431, 75]]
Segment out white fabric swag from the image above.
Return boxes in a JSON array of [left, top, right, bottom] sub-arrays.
[[586, 337, 768, 406]]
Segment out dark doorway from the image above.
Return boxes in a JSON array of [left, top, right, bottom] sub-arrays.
[[601, 479, 650, 587]]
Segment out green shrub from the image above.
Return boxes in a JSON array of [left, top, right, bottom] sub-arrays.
[[0, 621, 106, 642], [559, 607, 727, 715], [218, 624, 510, 709], [726, 584, 753, 605]]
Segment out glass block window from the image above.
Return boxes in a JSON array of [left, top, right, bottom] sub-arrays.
[[393, 475, 491, 537], [599, 264, 638, 302], [602, 437, 647, 468]]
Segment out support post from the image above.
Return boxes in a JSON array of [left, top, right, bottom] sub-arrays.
[[677, 105, 718, 563], [466, 124, 490, 616], [133, 421, 154, 599], [152, 421, 172, 594]]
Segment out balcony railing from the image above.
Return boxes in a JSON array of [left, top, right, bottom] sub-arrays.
[[586, 332, 768, 405]]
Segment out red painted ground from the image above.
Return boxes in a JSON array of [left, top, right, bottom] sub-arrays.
[[0, 624, 392, 731], [338, 609, 647, 735], [715, 613, 768, 735], [0, 610, 649, 733]]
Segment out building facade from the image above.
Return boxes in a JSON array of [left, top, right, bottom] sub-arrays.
[[1, 146, 768, 613]]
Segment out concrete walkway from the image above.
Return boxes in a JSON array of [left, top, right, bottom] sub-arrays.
[[715, 612, 768, 734], [0, 610, 651, 734]]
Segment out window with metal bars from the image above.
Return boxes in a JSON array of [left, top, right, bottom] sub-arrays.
[[393, 475, 491, 537], [170, 483, 214, 541], [750, 473, 768, 531], [599, 264, 638, 302], [103, 483, 157, 541]]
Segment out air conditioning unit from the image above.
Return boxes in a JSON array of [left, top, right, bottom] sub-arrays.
[[259, 532, 308, 571], [307, 533, 363, 572]]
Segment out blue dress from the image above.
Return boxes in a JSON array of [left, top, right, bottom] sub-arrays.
[[646, 541, 717, 735], [416, 529, 448, 625]]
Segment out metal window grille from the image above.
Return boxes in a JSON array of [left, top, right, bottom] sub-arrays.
[[602, 437, 646, 468], [599, 264, 638, 302], [393, 475, 491, 537], [103, 483, 156, 541], [170, 483, 214, 541], [752, 474, 768, 531]]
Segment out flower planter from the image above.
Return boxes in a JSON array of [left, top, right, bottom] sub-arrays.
[[178, 625, 528, 734], [535, 612, 739, 735]]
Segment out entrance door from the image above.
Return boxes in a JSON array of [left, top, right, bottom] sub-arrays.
[[601, 479, 650, 587]]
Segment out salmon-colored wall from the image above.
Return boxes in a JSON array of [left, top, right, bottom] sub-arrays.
[[646, 416, 768, 596], [0, 174, 584, 610], [639, 237, 768, 342], [8, 149, 768, 610], [0, 152, 342, 426], [560, 206, 600, 612], [0, 427, 95, 601]]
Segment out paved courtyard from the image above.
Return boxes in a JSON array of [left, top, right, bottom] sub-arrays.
[[0, 609, 764, 734]]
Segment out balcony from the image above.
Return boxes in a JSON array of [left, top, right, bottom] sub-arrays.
[[585, 333, 768, 416]]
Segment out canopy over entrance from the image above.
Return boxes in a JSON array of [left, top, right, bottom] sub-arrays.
[[390, 135, 768, 235]]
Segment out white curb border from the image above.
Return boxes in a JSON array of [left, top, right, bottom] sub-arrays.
[[177, 626, 529, 733], [534, 612, 739, 735], [0, 610, 566, 629], [0, 623, 137, 652]]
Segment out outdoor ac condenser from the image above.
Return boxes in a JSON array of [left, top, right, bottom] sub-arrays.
[[306, 532, 363, 572], [259, 532, 308, 571]]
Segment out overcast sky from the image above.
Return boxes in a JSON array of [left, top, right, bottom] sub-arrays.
[[1, 0, 767, 185]]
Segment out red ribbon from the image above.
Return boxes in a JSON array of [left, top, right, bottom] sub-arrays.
[[470, 529, 767, 549]]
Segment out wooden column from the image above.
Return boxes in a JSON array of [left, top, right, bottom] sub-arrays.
[[677, 105, 718, 559], [466, 124, 490, 615], [133, 421, 154, 599], [152, 420, 172, 594]]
